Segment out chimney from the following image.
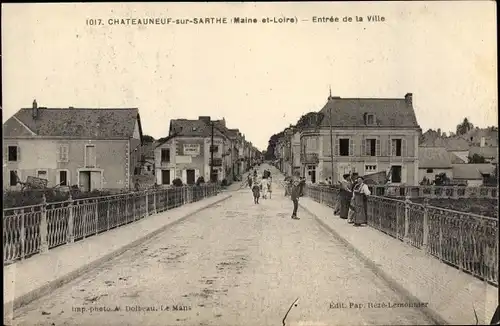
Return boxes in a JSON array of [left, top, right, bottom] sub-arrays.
[[198, 116, 211, 123], [405, 93, 413, 106], [480, 136, 486, 147], [32, 99, 39, 119]]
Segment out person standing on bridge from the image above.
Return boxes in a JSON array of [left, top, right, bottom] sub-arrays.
[[351, 176, 371, 226], [339, 174, 353, 220], [290, 172, 305, 220]]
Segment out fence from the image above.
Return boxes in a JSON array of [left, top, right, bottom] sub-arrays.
[[367, 185, 497, 199], [3, 184, 220, 265], [305, 185, 498, 286]]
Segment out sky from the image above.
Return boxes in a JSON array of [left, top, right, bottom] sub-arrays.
[[2, 2, 497, 151]]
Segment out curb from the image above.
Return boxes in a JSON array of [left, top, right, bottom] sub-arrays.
[[5, 193, 232, 315], [299, 202, 450, 326]]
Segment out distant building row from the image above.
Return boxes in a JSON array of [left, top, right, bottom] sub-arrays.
[[153, 116, 261, 186], [3, 101, 261, 191], [274, 92, 497, 186]]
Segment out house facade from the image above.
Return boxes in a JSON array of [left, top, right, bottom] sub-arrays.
[[452, 163, 496, 186], [418, 147, 453, 183], [3, 101, 143, 191], [299, 93, 421, 185], [154, 117, 228, 185]]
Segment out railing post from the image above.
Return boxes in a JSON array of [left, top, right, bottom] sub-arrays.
[[439, 213, 443, 261], [403, 196, 411, 243], [67, 194, 74, 243], [19, 209, 25, 260], [132, 193, 137, 222], [145, 191, 149, 217], [153, 190, 157, 214], [125, 194, 129, 223], [40, 194, 49, 253], [422, 198, 429, 253], [94, 199, 99, 235], [106, 199, 110, 231]]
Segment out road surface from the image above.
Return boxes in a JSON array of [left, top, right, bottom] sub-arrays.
[[13, 166, 434, 326]]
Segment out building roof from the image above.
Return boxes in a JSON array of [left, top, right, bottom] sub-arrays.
[[156, 118, 227, 147], [469, 146, 498, 159], [318, 95, 419, 128], [3, 107, 141, 139], [452, 164, 495, 180], [450, 153, 466, 164], [418, 147, 452, 168], [420, 136, 470, 151]]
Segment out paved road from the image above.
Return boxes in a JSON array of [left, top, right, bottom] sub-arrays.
[[13, 165, 434, 326]]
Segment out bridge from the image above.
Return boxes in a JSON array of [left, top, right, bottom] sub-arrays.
[[3, 164, 498, 326]]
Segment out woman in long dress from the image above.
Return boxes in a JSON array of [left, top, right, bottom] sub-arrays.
[[262, 177, 269, 199], [351, 176, 371, 226]]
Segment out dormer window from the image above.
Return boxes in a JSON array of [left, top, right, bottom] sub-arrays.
[[365, 113, 375, 125]]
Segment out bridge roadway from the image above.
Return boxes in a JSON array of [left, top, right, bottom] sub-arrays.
[[12, 166, 434, 326]]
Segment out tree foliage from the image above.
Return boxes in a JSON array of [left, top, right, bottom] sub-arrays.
[[468, 154, 486, 164], [142, 135, 155, 143], [456, 118, 474, 135]]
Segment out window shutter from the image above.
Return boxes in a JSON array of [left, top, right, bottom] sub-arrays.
[[182, 170, 187, 184], [402, 139, 407, 157], [334, 138, 339, 156], [387, 139, 392, 157], [376, 139, 381, 156], [4, 147, 8, 161], [361, 138, 366, 156], [57, 146, 61, 162], [349, 139, 354, 156], [17, 146, 21, 161]]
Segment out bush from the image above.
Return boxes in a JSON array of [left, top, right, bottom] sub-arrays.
[[196, 176, 205, 186], [172, 178, 183, 187], [221, 179, 228, 187]]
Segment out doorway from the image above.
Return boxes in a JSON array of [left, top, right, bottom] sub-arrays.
[[79, 171, 91, 191], [307, 165, 317, 184], [161, 170, 171, 185], [79, 170, 102, 192], [186, 169, 196, 185], [391, 165, 402, 183]]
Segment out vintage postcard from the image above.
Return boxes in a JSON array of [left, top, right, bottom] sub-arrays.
[[2, 2, 498, 326]]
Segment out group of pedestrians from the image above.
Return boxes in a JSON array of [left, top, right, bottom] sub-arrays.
[[336, 173, 371, 226], [248, 169, 273, 204]]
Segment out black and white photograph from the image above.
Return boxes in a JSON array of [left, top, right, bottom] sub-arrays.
[[2, 2, 498, 325]]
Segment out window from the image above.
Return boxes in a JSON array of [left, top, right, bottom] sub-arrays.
[[147, 166, 151, 172], [426, 168, 434, 173], [59, 144, 69, 162], [59, 170, 68, 186], [339, 139, 350, 156], [210, 145, 219, 153], [9, 171, 18, 186], [161, 149, 170, 162], [85, 145, 96, 167], [8, 146, 18, 162], [37, 170, 48, 180], [366, 114, 375, 125], [364, 138, 377, 156], [365, 165, 377, 173], [391, 139, 402, 156]]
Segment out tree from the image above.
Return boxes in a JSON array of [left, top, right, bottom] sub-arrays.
[[468, 153, 486, 163], [142, 135, 155, 143], [456, 118, 474, 135]]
